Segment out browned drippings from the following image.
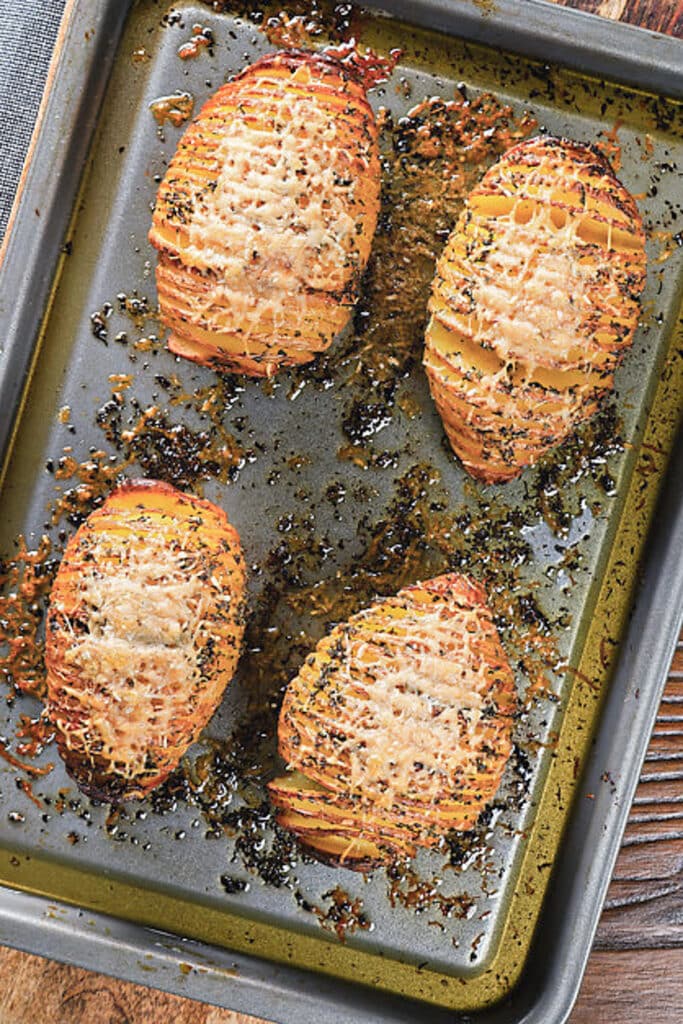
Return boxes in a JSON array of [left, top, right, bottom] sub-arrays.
[[149, 92, 195, 127], [178, 24, 214, 60], [0, 535, 56, 700], [15, 714, 55, 758], [0, 741, 53, 777], [295, 885, 372, 941]]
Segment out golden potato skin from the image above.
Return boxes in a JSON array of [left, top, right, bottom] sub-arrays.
[[45, 480, 246, 802], [269, 573, 516, 869], [424, 136, 647, 483], [149, 49, 381, 377]]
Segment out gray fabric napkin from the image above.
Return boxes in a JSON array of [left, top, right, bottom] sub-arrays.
[[0, 0, 66, 241]]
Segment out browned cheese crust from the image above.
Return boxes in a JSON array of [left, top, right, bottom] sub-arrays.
[[269, 573, 516, 869], [149, 49, 381, 377], [45, 479, 246, 801], [424, 135, 647, 483]]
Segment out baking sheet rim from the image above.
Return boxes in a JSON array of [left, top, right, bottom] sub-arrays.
[[0, 0, 681, 1020]]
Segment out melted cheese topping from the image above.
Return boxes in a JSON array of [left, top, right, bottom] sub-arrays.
[[434, 206, 630, 372], [183, 83, 360, 293], [464, 215, 588, 366], [335, 606, 490, 802], [50, 532, 225, 778], [282, 578, 514, 821]]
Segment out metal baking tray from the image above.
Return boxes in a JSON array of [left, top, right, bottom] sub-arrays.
[[0, 1, 681, 1022]]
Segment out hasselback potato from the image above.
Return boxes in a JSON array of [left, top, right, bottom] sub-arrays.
[[269, 573, 516, 869], [424, 135, 647, 483], [45, 480, 246, 802], [149, 49, 381, 377]]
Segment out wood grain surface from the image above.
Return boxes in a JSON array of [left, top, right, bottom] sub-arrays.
[[594, 641, 683, 954], [1, 1, 681, 1022], [546, 0, 683, 36]]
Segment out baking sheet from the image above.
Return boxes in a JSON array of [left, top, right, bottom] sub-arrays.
[[0, 1, 681, 1020]]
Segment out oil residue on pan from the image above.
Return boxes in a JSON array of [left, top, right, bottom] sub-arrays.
[[0, 0, 681, 1013]]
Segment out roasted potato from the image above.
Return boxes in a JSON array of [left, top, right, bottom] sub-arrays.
[[149, 49, 381, 377], [424, 136, 647, 483], [45, 480, 246, 802], [269, 573, 516, 869]]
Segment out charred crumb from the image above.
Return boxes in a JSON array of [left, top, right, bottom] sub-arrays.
[[518, 594, 550, 631], [387, 860, 475, 919], [225, 803, 299, 888], [294, 885, 371, 941], [445, 828, 480, 870], [503, 744, 534, 810], [530, 404, 625, 534], [149, 770, 192, 816], [90, 310, 109, 344], [221, 873, 249, 894], [342, 380, 398, 443]]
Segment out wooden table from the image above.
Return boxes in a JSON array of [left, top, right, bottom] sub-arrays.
[[1, 1, 680, 1022]]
